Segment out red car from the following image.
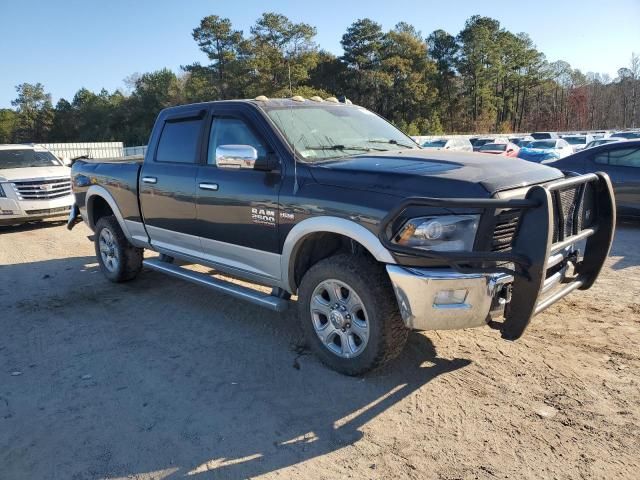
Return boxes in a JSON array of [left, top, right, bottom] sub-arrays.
[[477, 141, 520, 157]]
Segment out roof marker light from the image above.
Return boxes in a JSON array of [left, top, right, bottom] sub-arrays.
[[291, 95, 305, 102], [254, 95, 269, 101], [325, 97, 339, 103]]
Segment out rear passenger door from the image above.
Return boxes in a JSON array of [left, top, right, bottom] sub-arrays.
[[139, 109, 205, 257]]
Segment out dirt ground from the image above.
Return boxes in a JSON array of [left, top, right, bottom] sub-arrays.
[[1, 219, 639, 480]]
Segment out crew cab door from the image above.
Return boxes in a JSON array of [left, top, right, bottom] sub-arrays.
[[590, 145, 640, 215], [194, 104, 283, 281], [139, 108, 205, 257]]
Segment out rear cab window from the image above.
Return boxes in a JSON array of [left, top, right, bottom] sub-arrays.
[[155, 118, 203, 163]]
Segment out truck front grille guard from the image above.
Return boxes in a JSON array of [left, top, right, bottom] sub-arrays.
[[379, 172, 616, 340]]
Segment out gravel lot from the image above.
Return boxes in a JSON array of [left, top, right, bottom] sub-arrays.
[[1, 219, 639, 480]]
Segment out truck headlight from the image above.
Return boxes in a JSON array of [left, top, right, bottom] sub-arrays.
[[392, 215, 480, 252]]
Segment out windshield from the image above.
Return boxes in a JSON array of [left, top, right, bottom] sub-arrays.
[[265, 105, 418, 161], [612, 132, 640, 139], [528, 140, 557, 149], [422, 140, 447, 148], [564, 136, 586, 145], [474, 139, 494, 147], [0, 149, 62, 169], [479, 143, 507, 152]]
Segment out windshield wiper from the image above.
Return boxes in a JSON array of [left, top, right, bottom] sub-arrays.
[[367, 138, 417, 149], [306, 145, 378, 152]]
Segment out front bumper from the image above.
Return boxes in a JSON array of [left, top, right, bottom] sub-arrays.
[[0, 194, 73, 225], [380, 172, 616, 339], [387, 266, 513, 330]]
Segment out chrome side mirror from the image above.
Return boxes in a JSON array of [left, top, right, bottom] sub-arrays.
[[216, 145, 258, 169]]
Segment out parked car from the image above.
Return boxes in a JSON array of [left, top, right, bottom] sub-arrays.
[[531, 132, 560, 140], [610, 131, 640, 140], [422, 137, 473, 152], [68, 97, 615, 375], [517, 139, 573, 164], [549, 140, 640, 216], [477, 141, 520, 157], [585, 138, 622, 149], [509, 136, 534, 148], [0, 144, 74, 226], [562, 134, 594, 152], [472, 138, 497, 152]]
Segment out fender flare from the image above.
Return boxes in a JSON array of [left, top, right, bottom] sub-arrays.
[[85, 185, 133, 241], [281, 216, 395, 292]]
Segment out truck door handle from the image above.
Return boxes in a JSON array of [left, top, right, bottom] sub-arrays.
[[199, 183, 219, 191], [142, 176, 157, 184]]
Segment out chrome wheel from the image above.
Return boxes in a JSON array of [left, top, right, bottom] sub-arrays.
[[310, 279, 369, 358], [99, 227, 119, 273]]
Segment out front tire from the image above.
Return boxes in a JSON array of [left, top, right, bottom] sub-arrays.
[[94, 216, 143, 282], [298, 254, 408, 375]]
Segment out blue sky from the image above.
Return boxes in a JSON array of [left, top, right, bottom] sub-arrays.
[[1, 0, 639, 108]]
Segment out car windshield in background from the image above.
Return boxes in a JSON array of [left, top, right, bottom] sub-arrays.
[[474, 139, 494, 147], [423, 140, 447, 148], [265, 105, 418, 161], [479, 143, 507, 151], [564, 136, 586, 145], [0, 149, 62, 169], [612, 132, 640, 139], [528, 140, 556, 149]]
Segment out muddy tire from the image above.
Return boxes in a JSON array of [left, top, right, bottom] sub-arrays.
[[94, 216, 143, 283], [298, 253, 408, 375]]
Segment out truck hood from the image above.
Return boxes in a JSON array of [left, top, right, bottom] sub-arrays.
[[308, 150, 563, 198], [0, 166, 71, 182]]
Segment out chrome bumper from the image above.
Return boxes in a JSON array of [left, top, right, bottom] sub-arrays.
[[386, 266, 513, 331]]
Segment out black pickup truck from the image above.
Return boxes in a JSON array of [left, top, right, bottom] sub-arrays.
[[68, 97, 616, 375]]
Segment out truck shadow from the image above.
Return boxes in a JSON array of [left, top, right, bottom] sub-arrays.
[[167, 332, 471, 480], [1, 255, 470, 480]]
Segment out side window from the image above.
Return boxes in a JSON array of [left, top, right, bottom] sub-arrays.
[[207, 117, 268, 166], [156, 118, 203, 163], [608, 148, 640, 168], [593, 152, 609, 165]]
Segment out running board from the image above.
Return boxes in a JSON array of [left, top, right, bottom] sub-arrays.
[[143, 258, 289, 312]]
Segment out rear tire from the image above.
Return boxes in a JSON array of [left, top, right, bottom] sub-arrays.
[[298, 254, 408, 375], [94, 216, 143, 282]]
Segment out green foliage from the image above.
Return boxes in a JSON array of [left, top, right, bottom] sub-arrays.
[[2, 13, 639, 145], [0, 109, 17, 143]]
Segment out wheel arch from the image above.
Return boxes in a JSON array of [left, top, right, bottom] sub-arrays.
[[281, 216, 395, 293], [85, 185, 132, 240]]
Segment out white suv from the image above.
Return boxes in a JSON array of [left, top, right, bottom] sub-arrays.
[[0, 144, 74, 226]]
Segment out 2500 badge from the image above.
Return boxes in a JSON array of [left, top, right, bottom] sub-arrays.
[[251, 207, 276, 226]]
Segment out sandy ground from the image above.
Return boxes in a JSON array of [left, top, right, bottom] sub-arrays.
[[1, 219, 639, 480]]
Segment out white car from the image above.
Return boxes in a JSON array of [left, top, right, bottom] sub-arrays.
[[562, 134, 594, 152], [584, 138, 622, 149], [422, 137, 473, 152], [0, 144, 74, 226]]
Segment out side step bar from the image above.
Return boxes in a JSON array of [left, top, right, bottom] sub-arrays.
[[143, 259, 289, 312]]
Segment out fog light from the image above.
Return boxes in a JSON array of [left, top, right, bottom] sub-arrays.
[[434, 289, 468, 306]]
